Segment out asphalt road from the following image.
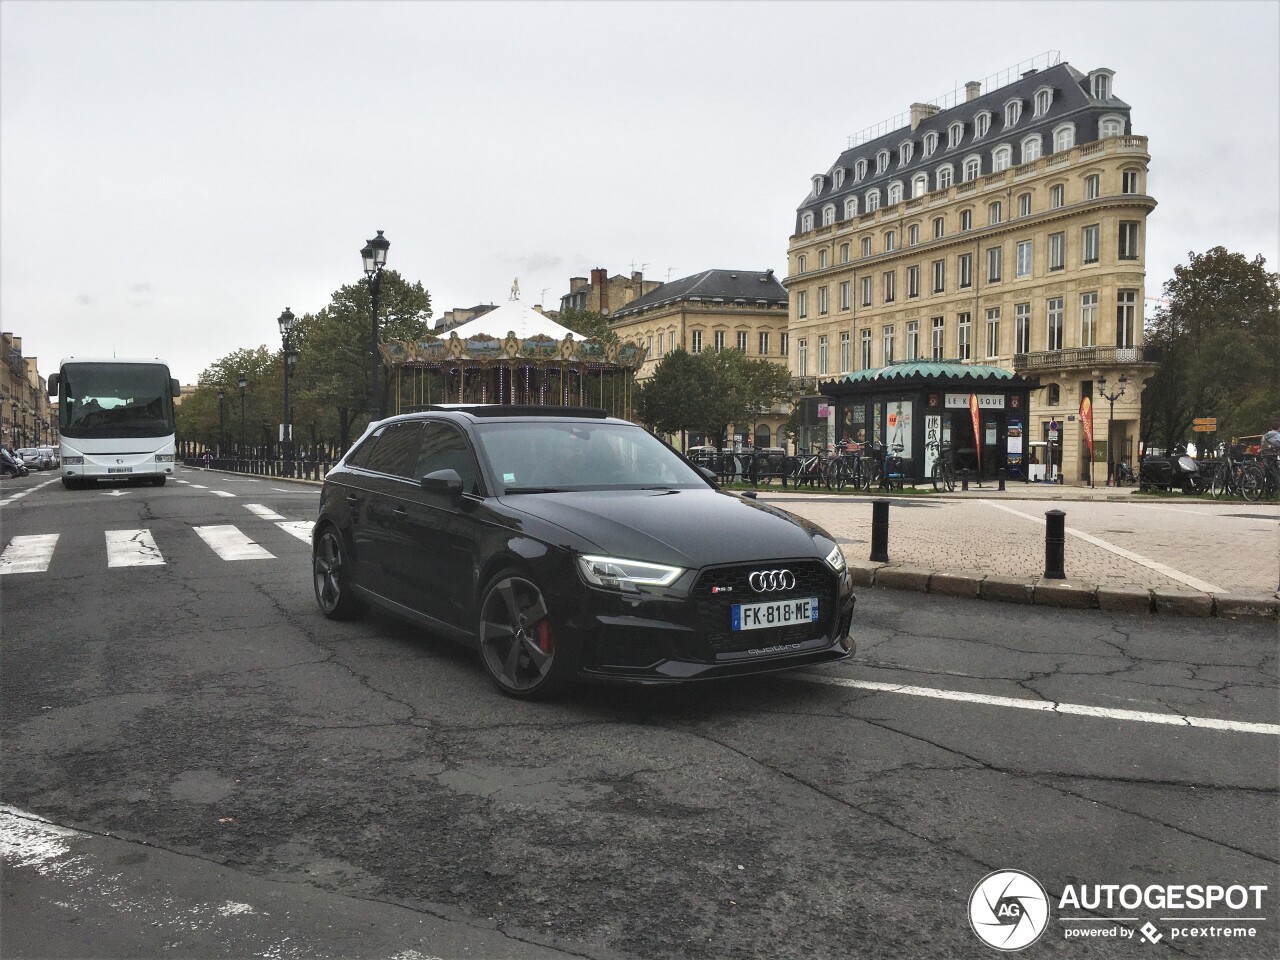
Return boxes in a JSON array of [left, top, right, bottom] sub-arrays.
[[2, 467, 1277, 959]]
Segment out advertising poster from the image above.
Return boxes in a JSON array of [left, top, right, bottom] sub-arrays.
[[889, 399, 913, 461], [1007, 417, 1024, 469], [924, 414, 941, 476]]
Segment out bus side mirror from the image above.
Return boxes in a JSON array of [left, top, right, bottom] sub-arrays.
[[47, 373, 60, 397], [171, 378, 181, 397]]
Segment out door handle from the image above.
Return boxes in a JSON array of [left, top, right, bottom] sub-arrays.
[[392, 506, 408, 518], [346, 495, 359, 505]]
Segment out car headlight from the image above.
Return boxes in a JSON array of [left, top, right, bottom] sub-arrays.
[[577, 555, 684, 591], [823, 544, 847, 575]]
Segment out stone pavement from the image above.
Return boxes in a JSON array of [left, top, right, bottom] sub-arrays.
[[757, 484, 1280, 620]]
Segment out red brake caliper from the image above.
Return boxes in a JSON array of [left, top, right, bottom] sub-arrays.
[[537, 619, 553, 654]]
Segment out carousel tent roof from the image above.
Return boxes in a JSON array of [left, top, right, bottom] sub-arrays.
[[445, 300, 577, 340]]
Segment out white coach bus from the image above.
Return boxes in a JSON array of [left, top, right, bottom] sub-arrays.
[[47, 357, 181, 489]]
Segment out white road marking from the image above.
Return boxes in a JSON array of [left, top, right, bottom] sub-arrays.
[[189, 484, 208, 490], [244, 503, 285, 521], [0, 477, 61, 505], [980, 500, 1225, 593], [102, 489, 128, 497], [275, 520, 314, 543], [193, 525, 274, 560], [0, 534, 59, 574], [798, 675, 1280, 736], [105, 529, 165, 568], [271, 487, 292, 493], [211, 490, 235, 498]]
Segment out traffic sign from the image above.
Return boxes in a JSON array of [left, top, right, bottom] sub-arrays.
[[1192, 423, 1218, 433], [1192, 417, 1217, 426]]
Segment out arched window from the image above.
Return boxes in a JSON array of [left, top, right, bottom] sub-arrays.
[[1004, 99, 1022, 128], [866, 189, 881, 212], [948, 121, 964, 148], [854, 158, 867, 181], [1053, 123, 1075, 153], [974, 111, 991, 139], [876, 149, 890, 174], [832, 167, 845, 189], [1099, 114, 1125, 138], [1047, 384, 1061, 405], [1021, 135, 1042, 163], [822, 204, 836, 226], [898, 140, 914, 166], [922, 131, 938, 157], [1033, 86, 1053, 117], [844, 197, 858, 219], [912, 172, 929, 197], [818, 248, 828, 268], [887, 181, 903, 205], [962, 155, 981, 181], [1091, 71, 1113, 101], [936, 164, 954, 189], [812, 175, 825, 196], [801, 212, 814, 232], [992, 145, 1013, 172]]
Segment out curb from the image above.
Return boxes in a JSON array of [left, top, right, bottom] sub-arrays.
[[847, 560, 1279, 620]]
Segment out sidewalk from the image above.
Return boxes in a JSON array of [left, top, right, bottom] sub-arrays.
[[757, 487, 1280, 621]]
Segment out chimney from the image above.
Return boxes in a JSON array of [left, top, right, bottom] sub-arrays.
[[1021, 68, 1038, 78], [910, 102, 940, 130], [569, 277, 588, 294], [966, 81, 982, 102]]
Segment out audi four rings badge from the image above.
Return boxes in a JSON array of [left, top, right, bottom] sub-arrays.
[[749, 570, 795, 592]]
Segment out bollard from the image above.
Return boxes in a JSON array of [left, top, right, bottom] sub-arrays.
[[961, 471, 969, 492], [998, 468, 1007, 492], [870, 499, 890, 563], [1044, 509, 1066, 579]]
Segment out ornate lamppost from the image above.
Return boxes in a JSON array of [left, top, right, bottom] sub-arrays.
[[278, 307, 297, 475], [217, 387, 226, 458], [1096, 374, 1127, 485], [238, 373, 247, 459], [360, 230, 390, 420]]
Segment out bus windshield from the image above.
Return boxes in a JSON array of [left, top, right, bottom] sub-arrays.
[[59, 362, 176, 440]]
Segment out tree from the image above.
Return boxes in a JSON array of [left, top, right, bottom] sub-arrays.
[[1142, 247, 1279, 449], [175, 347, 276, 452], [556, 307, 618, 343]]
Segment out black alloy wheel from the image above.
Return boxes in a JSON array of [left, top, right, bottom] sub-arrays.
[[478, 571, 564, 699], [313, 526, 366, 620]]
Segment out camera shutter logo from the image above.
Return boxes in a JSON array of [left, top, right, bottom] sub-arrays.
[[749, 569, 795, 592], [968, 869, 1049, 951]]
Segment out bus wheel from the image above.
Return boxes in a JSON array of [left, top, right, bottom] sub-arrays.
[[151, 476, 166, 487], [63, 478, 83, 490]]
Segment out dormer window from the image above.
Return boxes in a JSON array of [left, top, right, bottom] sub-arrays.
[[1053, 123, 1075, 153], [812, 175, 825, 196], [962, 155, 981, 181], [1090, 70, 1113, 101], [1033, 86, 1053, 117], [948, 121, 964, 148], [974, 111, 991, 139], [854, 158, 867, 181], [822, 204, 836, 227], [866, 189, 881, 212], [1099, 114, 1125, 138], [898, 141, 914, 166], [844, 197, 859, 219], [1004, 99, 1022, 128], [911, 172, 928, 197], [887, 181, 903, 205], [832, 167, 845, 189], [1021, 134, 1042, 163], [801, 212, 814, 232], [922, 131, 938, 157], [876, 150, 890, 174], [992, 145, 1013, 172]]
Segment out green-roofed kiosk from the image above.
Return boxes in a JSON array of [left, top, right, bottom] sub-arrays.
[[819, 361, 1042, 484]]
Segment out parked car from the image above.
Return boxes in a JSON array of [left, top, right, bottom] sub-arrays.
[[312, 405, 857, 699], [37, 446, 59, 469], [15, 448, 46, 470]]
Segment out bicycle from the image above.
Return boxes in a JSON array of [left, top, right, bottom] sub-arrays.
[[790, 448, 824, 488], [1209, 445, 1259, 500], [1240, 454, 1277, 503], [931, 442, 956, 492]]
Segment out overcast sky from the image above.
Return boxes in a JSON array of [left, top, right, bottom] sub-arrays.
[[3, 1, 1277, 385]]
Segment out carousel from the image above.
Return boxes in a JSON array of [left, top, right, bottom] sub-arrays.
[[380, 286, 647, 418]]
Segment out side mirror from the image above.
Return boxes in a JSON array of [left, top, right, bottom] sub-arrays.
[[698, 466, 719, 487], [47, 373, 60, 397], [171, 378, 181, 397], [420, 467, 464, 500], [741, 490, 758, 500]]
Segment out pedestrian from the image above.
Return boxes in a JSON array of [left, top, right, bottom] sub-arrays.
[[202, 450, 213, 468], [1262, 419, 1280, 455]]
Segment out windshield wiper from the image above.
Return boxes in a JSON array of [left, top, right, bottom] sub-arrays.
[[504, 486, 572, 493]]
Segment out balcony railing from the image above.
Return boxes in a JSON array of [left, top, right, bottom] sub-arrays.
[[1015, 344, 1161, 371]]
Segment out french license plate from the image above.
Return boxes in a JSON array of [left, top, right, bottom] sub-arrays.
[[107, 467, 133, 474], [731, 597, 819, 631]]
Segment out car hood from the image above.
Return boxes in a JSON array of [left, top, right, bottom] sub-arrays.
[[499, 488, 833, 569]]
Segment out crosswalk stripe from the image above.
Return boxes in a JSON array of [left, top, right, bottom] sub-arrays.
[[105, 529, 166, 567], [244, 504, 285, 521], [192, 525, 275, 560], [211, 491, 235, 498], [0, 534, 59, 575], [276, 520, 314, 543], [189, 484, 207, 489]]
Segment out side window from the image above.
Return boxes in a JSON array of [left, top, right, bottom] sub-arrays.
[[364, 422, 423, 477], [345, 431, 382, 469], [416, 422, 481, 493]]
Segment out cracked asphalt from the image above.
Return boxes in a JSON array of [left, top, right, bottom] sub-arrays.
[[2, 469, 1277, 959]]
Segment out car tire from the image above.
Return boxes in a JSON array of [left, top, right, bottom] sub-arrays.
[[313, 526, 367, 621], [477, 569, 566, 700]]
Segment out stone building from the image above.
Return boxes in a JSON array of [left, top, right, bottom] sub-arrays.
[[785, 54, 1157, 482], [561, 268, 663, 318], [609, 268, 792, 449], [1, 332, 55, 448]]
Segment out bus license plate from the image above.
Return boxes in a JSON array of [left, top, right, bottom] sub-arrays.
[[731, 597, 818, 631], [107, 467, 133, 474]]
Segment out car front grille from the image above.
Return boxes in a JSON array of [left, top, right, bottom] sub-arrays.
[[693, 560, 837, 656]]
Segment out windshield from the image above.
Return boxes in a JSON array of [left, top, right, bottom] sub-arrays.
[[59, 362, 175, 439], [475, 420, 708, 493]]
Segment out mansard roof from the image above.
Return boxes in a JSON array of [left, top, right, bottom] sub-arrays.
[[795, 60, 1133, 231], [612, 269, 787, 318]]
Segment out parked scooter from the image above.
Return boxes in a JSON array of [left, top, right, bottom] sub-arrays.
[[1, 448, 29, 478], [1139, 444, 1200, 493], [1114, 460, 1136, 486]]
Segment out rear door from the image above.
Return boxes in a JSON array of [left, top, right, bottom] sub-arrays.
[[352, 422, 424, 601]]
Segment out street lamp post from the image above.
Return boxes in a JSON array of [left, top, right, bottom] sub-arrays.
[[361, 230, 390, 420], [1096, 374, 1127, 485], [217, 388, 226, 458], [238, 373, 247, 460], [278, 307, 297, 476]]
